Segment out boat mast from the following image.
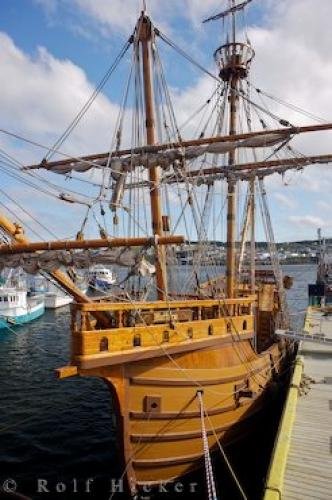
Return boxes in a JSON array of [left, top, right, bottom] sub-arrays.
[[214, 0, 255, 298], [137, 11, 167, 300], [250, 179, 255, 292], [226, 3, 238, 298]]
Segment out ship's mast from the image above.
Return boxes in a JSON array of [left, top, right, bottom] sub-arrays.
[[137, 12, 167, 300], [250, 178, 255, 292], [214, 0, 255, 298], [226, 3, 238, 298]]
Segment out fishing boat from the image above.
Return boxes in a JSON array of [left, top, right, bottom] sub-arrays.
[[88, 265, 117, 291], [0, 0, 332, 496], [29, 273, 88, 309], [0, 270, 45, 329], [44, 289, 73, 309], [0, 287, 44, 329], [44, 279, 89, 309]]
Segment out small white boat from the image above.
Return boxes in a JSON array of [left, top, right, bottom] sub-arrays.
[[44, 291, 73, 309], [0, 287, 45, 330], [29, 272, 88, 309], [44, 278, 89, 309], [88, 266, 117, 291]]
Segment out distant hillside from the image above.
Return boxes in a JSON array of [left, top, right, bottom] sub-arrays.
[[187, 238, 329, 248]]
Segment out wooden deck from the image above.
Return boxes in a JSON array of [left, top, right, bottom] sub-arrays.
[[283, 308, 332, 499]]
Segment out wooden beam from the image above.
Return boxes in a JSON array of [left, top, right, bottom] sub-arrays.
[[74, 332, 255, 369], [75, 295, 256, 312], [56, 365, 78, 379], [159, 153, 332, 184], [223, 153, 332, 173], [0, 235, 184, 255], [25, 123, 332, 170]]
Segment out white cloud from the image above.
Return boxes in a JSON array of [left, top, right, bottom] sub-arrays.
[[64, 0, 222, 34], [35, 0, 225, 38], [242, 0, 332, 240], [273, 192, 296, 210], [316, 200, 331, 211], [248, 1, 332, 128], [0, 32, 124, 239], [3, 0, 332, 241], [0, 32, 121, 159], [170, 76, 219, 139], [72, 0, 139, 35], [288, 215, 327, 229]]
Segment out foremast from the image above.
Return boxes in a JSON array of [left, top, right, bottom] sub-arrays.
[[137, 12, 167, 300]]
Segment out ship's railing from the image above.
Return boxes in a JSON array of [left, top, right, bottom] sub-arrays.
[[70, 296, 257, 359], [73, 296, 256, 326]]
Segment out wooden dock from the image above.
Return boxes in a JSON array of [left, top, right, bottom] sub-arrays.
[[264, 306, 332, 500]]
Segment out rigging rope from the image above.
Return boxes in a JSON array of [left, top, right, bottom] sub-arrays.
[[252, 85, 328, 124], [0, 127, 121, 175], [156, 29, 219, 83], [240, 77, 290, 327], [0, 148, 95, 202], [197, 390, 218, 500], [44, 37, 133, 162], [204, 411, 248, 500], [0, 187, 58, 240], [156, 28, 294, 128]]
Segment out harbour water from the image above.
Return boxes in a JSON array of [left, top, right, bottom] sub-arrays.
[[0, 265, 315, 500]]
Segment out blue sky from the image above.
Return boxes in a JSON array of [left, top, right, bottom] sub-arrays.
[[0, 1, 267, 99], [0, 0, 332, 242]]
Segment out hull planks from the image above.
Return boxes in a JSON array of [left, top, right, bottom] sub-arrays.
[[64, 317, 290, 492], [55, 289, 293, 493]]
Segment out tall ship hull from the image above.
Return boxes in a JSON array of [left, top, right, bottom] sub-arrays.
[[58, 283, 294, 493], [86, 342, 288, 488]]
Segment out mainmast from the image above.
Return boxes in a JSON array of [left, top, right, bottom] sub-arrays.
[[213, 0, 254, 298], [137, 12, 167, 300]]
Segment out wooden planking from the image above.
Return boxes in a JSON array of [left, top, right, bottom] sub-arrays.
[[126, 341, 283, 484], [75, 331, 255, 368], [75, 314, 254, 355], [130, 361, 270, 386], [283, 308, 332, 500], [75, 295, 257, 312]]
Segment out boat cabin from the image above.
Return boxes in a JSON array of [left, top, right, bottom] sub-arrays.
[[0, 289, 26, 310], [89, 267, 114, 279]]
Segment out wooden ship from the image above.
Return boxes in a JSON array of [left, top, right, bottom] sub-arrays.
[[1, 0, 332, 496]]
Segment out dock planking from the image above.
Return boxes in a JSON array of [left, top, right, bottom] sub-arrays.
[[283, 307, 332, 500]]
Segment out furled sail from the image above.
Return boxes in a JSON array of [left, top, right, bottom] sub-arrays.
[[0, 249, 156, 276], [30, 132, 290, 175]]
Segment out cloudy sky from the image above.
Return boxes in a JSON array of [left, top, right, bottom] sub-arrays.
[[0, 0, 332, 242]]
